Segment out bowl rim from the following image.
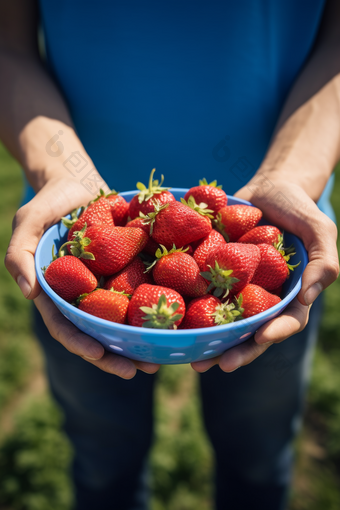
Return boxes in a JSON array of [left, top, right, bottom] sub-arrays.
[[35, 189, 308, 337]]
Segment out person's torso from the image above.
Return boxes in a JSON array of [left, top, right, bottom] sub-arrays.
[[26, 0, 334, 219]]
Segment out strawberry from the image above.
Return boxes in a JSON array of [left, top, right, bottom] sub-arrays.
[[183, 244, 194, 256], [44, 254, 97, 302], [101, 189, 129, 226], [104, 256, 152, 295], [128, 168, 176, 220], [150, 245, 208, 297], [215, 204, 262, 242], [271, 285, 283, 297], [251, 241, 300, 291], [78, 289, 130, 324], [59, 224, 148, 276], [126, 217, 160, 256], [128, 284, 185, 329], [62, 195, 115, 244], [143, 197, 212, 249], [238, 225, 282, 245], [234, 284, 281, 318], [180, 295, 243, 329], [202, 243, 261, 297], [184, 178, 227, 216], [193, 229, 226, 271]]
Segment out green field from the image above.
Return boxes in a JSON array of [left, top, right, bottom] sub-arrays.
[[0, 141, 339, 510]]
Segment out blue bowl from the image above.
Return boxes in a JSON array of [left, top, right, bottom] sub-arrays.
[[35, 189, 308, 364]]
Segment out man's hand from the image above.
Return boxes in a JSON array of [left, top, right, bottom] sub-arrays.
[[191, 179, 339, 374], [4, 176, 160, 379]]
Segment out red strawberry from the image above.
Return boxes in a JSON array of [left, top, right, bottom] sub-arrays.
[[44, 255, 97, 302], [184, 179, 227, 216], [63, 196, 115, 243], [202, 243, 261, 297], [215, 204, 262, 242], [144, 198, 212, 249], [235, 284, 281, 318], [78, 289, 130, 324], [104, 256, 152, 295], [150, 245, 208, 297], [126, 217, 160, 256], [104, 190, 129, 226], [60, 224, 148, 276], [251, 242, 300, 291], [238, 225, 282, 245], [128, 168, 175, 220], [271, 285, 283, 297], [183, 244, 194, 256], [180, 295, 242, 329], [193, 229, 226, 271], [128, 284, 185, 329]]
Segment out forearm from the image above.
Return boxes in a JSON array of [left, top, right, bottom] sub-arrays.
[[0, 48, 95, 192], [247, 0, 340, 202], [259, 75, 340, 201]]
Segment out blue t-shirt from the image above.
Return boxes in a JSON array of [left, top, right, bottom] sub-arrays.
[[25, 0, 334, 220]]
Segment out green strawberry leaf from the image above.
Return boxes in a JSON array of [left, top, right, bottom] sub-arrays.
[[199, 178, 223, 189], [140, 294, 183, 329], [180, 195, 214, 218]]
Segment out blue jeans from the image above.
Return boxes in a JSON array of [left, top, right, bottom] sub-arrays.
[[34, 296, 322, 510]]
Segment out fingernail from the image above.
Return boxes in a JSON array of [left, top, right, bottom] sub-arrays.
[[84, 355, 101, 361], [227, 366, 241, 373], [304, 282, 323, 306], [16, 275, 32, 298]]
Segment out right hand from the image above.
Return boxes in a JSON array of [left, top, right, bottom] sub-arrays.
[[5, 176, 160, 379]]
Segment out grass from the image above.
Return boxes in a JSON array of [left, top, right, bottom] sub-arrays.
[[0, 140, 340, 509]]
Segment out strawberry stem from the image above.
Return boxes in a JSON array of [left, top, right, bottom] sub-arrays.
[[274, 235, 301, 272], [199, 178, 223, 189], [139, 201, 169, 235], [136, 168, 171, 204], [140, 294, 183, 329], [180, 196, 214, 218], [58, 224, 95, 260], [211, 300, 244, 325], [61, 208, 80, 229], [201, 261, 240, 298], [213, 213, 229, 242]]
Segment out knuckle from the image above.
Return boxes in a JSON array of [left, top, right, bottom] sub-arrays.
[[313, 214, 337, 240], [326, 217, 338, 238], [325, 258, 340, 282], [4, 248, 16, 275], [12, 205, 29, 228]]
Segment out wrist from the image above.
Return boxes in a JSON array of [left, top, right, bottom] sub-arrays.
[[235, 177, 307, 212], [19, 119, 97, 192]]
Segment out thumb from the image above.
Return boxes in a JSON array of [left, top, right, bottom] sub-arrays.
[[5, 202, 46, 299], [4, 177, 107, 300]]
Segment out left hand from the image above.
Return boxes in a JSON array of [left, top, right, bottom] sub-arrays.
[[191, 179, 339, 374]]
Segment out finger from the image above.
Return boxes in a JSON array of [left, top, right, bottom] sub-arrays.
[[254, 297, 310, 345], [237, 182, 339, 305], [218, 337, 272, 372], [134, 361, 161, 374], [298, 215, 339, 305], [81, 352, 138, 380], [191, 355, 221, 373], [34, 292, 137, 379], [192, 298, 310, 373], [34, 292, 105, 359], [34, 292, 157, 379], [5, 177, 106, 300], [191, 336, 273, 373]]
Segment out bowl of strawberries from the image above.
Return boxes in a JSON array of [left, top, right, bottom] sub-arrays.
[[35, 171, 308, 364]]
